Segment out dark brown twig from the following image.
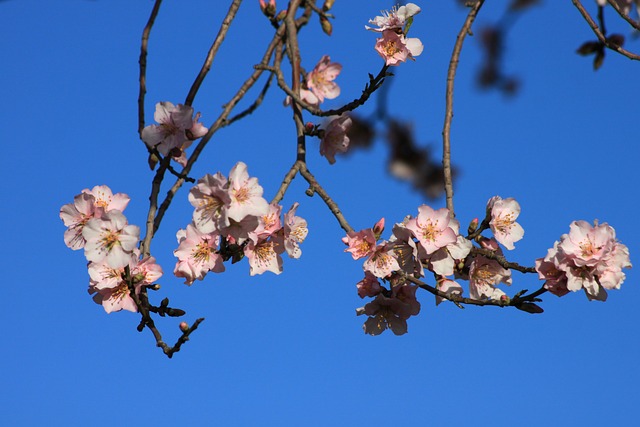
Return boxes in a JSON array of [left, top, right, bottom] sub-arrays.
[[137, 0, 163, 137], [573, 0, 640, 61], [299, 164, 353, 233], [185, 0, 243, 107], [607, 0, 640, 31]]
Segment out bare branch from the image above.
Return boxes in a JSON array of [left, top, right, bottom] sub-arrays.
[[607, 0, 640, 31], [185, 0, 243, 107], [573, 0, 640, 61], [442, 0, 485, 215], [137, 0, 163, 137], [299, 164, 353, 233]]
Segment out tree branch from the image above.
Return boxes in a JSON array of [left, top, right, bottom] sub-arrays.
[[442, 0, 485, 215]]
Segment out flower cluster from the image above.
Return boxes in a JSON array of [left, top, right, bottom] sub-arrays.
[[348, 205, 472, 335], [60, 186, 161, 313], [535, 220, 632, 301], [366, 3, 424, 66], [141, 101, 208, 166], [348, 195, 631, 335], [174, 161, 308, 284]]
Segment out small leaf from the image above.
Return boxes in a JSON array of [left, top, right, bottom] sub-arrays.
[[576, 40, 600, 56], [516, 302, 544, 314]]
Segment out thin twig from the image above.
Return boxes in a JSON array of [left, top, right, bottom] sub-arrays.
[[442, 0, 485, 215], [471, 247, 537, 274], [185, 0, 243, 107], [403, 275, 546, 309], [299, 164, 353, 233], [572, 0, 640, 60], [606, 0, 640, 31], [271, 161, 302, 205], [137, 0, 163, 137], [222, 73, 274, 127], [140, 156, 171, 257]]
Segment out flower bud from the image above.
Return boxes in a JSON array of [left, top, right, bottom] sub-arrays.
[[322, 0, 335, 11], [320, 16, 332, 36], [467, 217, 479, 234], [179, 321, 189, 332], [373, 218, 385, 240]]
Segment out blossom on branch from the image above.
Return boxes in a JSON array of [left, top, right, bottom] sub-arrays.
[[405, 205, 457, 255], [320, 115, 351, 164], [365, 3, 421, 32], [375, 30, 424, 66], [174, 224, 224, 285], [306, 55, 342, 104], [141, 101, 208, 160], [536, 220, 631, 301], [488, 196, 524, 250], [82, 210, 140, 269]]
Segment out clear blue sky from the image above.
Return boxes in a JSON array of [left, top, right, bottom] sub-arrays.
[[1, 1, 639, 426]]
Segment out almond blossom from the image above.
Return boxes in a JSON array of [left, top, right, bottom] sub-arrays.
[[365, 3, 421, 32], [306, 55, 341, 104], [342, 228, 378, 260], [536, 220, 631, 301], [424, 218, 472, 277], [188, 172, 230, 233], [375, 30, 424, 66], [320, 115, 351, 164], [358, 284, 420, 336], [244, 236, 284, 276], [174, 224, 224, 285], [60, 192, 97, 250], [405, 205, 457, 254], [89, 255, 163, 314], [283, 202, 308, 259], [356, 272, 382, 298], [363, 242, 401, 278], [141, 101, 208, 158], [82, 210, 140, 269], [488, 196, 524, 250], [468, 256, 511, 300], [226, 161, 269, 223]]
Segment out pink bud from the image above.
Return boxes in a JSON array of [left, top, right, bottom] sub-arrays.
[[179, 322, 189, 332]]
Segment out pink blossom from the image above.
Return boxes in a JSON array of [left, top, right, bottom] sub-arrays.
[[342, 228, 377, 260], [306, 55, 341, 104], [244, 236, 284, 276], [173, 224, 224, 285], [88, 255, 163, 314], [320, 115, 351, 164], [425, 218, 472, 277], [535, 242, 569, 297], [83, 185, 130, 216], [358, 284, 420, 335], [389, 223, 424, 278], [375, 30, 423, 66], [489, 196, 524, 250], [468, 256, 511, 300], [60, 192, 97, 250], [537, 220, 631, 301], [365, 3, 421, 32], [141, 101, 208, 157], [249, 203, 282, 241], [82, 210, 140, 269], [226, 161, 270, 223], [356, 272, 382, 298], [405, 205, 457, 254], [188, 172, 230, 233], [283, 202, 308, 259], [363, 243, 401, 278]]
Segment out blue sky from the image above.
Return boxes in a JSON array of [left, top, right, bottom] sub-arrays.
[[1, 1, 639, 426]]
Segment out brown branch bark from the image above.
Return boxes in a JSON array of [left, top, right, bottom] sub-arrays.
[[137, 0, 163, 137], [573, 0, 640, 61], [185, 0, 243, 107], [442, 0, 485, 215]]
